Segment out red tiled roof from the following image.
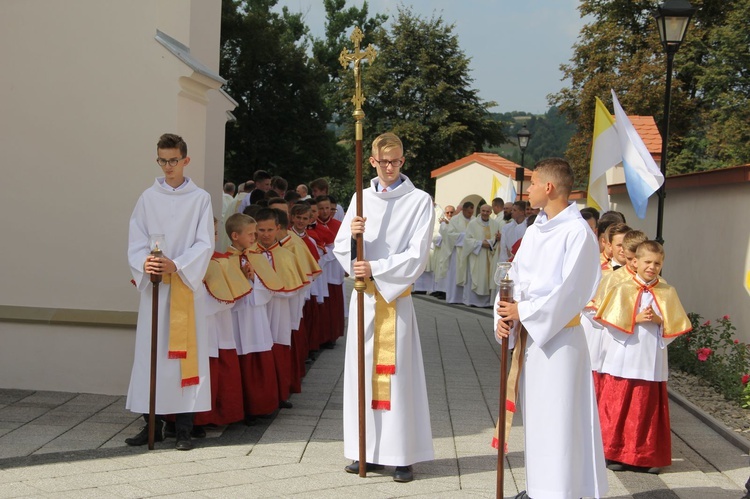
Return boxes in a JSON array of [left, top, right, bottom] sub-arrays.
[[431, 152, 531, 179], [628, 116, 662, 158]]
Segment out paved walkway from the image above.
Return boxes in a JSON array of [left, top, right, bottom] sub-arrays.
[[0, 289, 748, 498]]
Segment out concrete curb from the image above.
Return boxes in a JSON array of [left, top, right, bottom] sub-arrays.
[[668, 387, 750, 453]]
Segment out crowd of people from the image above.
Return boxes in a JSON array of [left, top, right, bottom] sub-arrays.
[[415, 195, 541, 309], [128, 133, 696, 497], [126, 133, 348, 452]]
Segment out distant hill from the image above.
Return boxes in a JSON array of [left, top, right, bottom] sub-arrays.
[[487, 107, 576, 168]]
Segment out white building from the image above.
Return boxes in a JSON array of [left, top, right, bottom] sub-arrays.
[[0, 0, 234, 394]]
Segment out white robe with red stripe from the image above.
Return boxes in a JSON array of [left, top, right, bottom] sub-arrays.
[[334, 174, 434, 467]]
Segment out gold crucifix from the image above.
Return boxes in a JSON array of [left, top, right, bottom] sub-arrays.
[[339, 27, 377, 140]]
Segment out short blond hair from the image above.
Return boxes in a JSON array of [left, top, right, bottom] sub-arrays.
[[636, 240, 665, 258], [225, 213, 256, 238], [534, 158, 574, 195], [623, 230, 647, 253], [372, 132, 403, 156]]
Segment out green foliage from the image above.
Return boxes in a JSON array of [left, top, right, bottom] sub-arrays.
[[220, 0, 347, 185], [335, 7, 505, 195], [670, 313, 750, 405], [550, 0, 750, 183], [488, 108, 577, 174]]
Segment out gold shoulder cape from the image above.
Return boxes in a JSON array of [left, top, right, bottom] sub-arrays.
[[594, 276, 691, 338], [281, 233, 322, 278], [204, 251, 252, 303], [241, 244, 284, 292]]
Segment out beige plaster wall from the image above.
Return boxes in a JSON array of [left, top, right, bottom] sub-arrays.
[[0, 323, 134, 395], [0, 0, 229, 394]]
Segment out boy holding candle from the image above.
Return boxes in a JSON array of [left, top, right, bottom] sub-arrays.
[[125, 133, 214, 451], [494, 158, 608, 498]]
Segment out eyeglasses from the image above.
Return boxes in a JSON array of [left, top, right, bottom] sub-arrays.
[[156, 157, 184, 167], [372, 157, 404, 168]]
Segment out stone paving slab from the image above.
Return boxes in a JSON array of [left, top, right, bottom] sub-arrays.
[[0, 291, 747, 498]]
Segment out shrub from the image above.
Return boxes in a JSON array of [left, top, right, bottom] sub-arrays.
[[670, 313, 749, 405]]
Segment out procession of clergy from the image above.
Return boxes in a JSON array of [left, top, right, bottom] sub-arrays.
[[414, 196, 537, 307], [127, 135, 691, 498]]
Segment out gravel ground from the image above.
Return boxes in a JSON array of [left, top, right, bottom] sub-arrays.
[[669, 369, 750, 437]]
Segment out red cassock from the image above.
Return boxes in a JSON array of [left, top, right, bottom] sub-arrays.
[[596, 374, 671, 468], [238, 351, 279, 416]]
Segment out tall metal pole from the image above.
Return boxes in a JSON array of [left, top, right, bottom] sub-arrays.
[[519, 151, 526, 202], [340, 28, 376, 478], [655, 51, 675, 245]]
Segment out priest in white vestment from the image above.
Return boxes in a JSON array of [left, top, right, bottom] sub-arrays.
[[444, 202, 474, 303], [495, 159, 608, 499], [126, 133, 214, 451], [334, 133, 434, 483], [431, 205, 455, 294], [462, 204, 501, 307]]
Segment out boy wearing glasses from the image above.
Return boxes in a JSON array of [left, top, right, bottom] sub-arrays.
[[333, 132, 434, 483], [125, 133, 214, 451]]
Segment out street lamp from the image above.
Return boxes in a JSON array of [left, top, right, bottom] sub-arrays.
[[654, 0, 695, 244], [516, 125, 531, 201]]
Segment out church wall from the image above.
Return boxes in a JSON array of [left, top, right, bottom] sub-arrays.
[[0, 0, 229, 394], [610, 182, 750, 343], [434, 162, 516, 212], [0, 322, 133, 396]]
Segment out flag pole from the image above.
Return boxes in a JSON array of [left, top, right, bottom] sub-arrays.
[[340, 27, 376, 478]]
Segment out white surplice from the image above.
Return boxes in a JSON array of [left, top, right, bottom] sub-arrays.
[[498, 218, 527, 262], [494, 202, 608, 499], [334, 174, 434, 467], [126, 177, 214, 415]]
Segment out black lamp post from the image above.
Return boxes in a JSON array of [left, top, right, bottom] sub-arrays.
[[654, 0, 695, 244], [516, 125, 531, 201]]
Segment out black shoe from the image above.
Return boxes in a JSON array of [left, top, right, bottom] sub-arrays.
[[321, 341, 335, 349], [393, 465, 413, 483], [606, 459, 626, 471], [244, 416, 258, 426], [344, 461, 385, 474], [164, 421, 176, 438], [645, 467, 661, 474], [513, 491, 530, 499], [279, 400, 293, 409], [175, 430, 194, 451], [125, 422, 164, 446], [191, 425, 206, 438]]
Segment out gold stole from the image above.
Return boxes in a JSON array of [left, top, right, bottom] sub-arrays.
[[162, 273, 199, 387], [365, 279, 411, 410], [492, 314, 582, 451]]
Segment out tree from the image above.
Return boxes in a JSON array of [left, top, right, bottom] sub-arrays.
[[220, 0, 347, 185], [550, 0, 750, 183], [334, 7, 504, 194]]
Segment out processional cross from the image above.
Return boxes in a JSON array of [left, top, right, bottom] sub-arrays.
[[339, 27, 376, 478]]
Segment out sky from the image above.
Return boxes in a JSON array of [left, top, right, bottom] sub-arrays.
[[274, 0, 587, 114]]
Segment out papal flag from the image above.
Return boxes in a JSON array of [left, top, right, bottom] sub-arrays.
[[490, 175, 502, 201], [611, 89, 664, 219], [588, 97, 620, 212]]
